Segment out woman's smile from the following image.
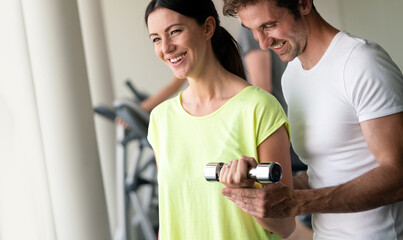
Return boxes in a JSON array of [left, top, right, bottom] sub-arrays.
[[168, 52, 187, 64]]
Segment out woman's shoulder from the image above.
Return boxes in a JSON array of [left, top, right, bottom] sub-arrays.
[[151, 93, 181, 116], [238, 85, 278, 104], [235, 86, 284, 115]]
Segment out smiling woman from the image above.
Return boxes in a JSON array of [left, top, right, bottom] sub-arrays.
[[145, 0, 245, 81], [147, 8, 211, 79], [143, 0, 295, 239]]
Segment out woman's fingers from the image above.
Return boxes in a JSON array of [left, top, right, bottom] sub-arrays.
[[219, 157, 256, 188]]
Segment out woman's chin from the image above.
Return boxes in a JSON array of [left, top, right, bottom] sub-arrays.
[[173, 72, 187, 79]]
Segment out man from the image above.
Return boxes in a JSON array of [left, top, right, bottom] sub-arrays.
[[221, 0, 403, 239]]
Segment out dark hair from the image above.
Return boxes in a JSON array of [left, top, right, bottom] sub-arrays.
[[145, 0, 246, 79], [223, 0, 316, 19]]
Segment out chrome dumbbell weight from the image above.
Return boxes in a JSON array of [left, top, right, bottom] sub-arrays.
[[204, 162, 282, 183]]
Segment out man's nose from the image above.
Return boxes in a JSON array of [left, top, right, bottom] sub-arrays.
[[255, 31, 273, 50]]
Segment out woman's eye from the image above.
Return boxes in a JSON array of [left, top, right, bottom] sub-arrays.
[[152, 37, 161, 43], [170, 29, 181, 35]]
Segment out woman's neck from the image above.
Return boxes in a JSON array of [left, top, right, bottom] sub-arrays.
[[186, 64, 230, 103], [181, 64, 248, 117]]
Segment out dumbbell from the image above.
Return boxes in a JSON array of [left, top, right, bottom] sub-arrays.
[[204, 162, 282, 183]]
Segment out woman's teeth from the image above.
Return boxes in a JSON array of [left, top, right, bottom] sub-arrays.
[[170, 54, 185, 63]]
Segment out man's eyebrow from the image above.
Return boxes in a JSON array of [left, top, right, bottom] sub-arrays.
[[241, 20, 276, 30], [241, 23, 250, 30], [149, 23, 184, 38], [259, 21, 276, 29]]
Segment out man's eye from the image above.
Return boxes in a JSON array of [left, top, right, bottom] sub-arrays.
[[263, 24, 276, 31]]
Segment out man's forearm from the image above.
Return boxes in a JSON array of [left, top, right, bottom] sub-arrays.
[[294, 164, 403, 216], [221, 162, 403, 219]]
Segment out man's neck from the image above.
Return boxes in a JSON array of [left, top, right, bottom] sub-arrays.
[[298, 13, 339, 70]]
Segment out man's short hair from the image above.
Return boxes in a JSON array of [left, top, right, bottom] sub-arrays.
[[223, 0, 313, 19]]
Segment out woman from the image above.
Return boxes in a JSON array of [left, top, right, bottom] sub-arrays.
[[145, 0, 295, 239]]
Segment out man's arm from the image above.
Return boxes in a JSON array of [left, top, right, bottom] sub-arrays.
[[222, 112, 403, 218], [244, 49, 273, 93], [140, 76, 186, 112]]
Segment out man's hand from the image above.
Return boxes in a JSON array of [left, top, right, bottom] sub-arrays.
[[221, 182, 298, 218]]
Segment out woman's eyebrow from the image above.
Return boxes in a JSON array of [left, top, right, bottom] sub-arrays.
[[149, 23, 184, 38]]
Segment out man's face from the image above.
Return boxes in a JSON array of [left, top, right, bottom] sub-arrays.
[[238, 0, 308, 62]]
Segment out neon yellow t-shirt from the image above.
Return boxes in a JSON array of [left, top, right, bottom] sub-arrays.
[[148, 86, 289, 240]]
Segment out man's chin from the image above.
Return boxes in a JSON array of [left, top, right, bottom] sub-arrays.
[[278, 54, 294, 63]]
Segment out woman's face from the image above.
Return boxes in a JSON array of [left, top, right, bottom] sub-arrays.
[[147, 8, 210, 79]]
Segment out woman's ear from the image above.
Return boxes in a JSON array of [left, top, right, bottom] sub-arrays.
[[203, 16, 216, 40]]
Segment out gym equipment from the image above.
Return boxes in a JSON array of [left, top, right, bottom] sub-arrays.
[[204, 162, 282, 183], [94, 79, 158, 240]]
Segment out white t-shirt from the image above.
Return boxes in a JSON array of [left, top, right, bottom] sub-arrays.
[[283, 31, 403, 239]]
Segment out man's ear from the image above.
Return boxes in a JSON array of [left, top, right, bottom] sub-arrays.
[[203, 16, 216, 40], [299, 0, 313, 16]]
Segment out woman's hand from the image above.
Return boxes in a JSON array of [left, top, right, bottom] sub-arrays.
[[219, 156, 258, 188]]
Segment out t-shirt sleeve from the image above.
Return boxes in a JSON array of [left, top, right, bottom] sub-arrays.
[[344, 42, 403, 122], [254, 92, 290, 146]]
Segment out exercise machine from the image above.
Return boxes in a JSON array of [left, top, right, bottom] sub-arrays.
[[94, 80, 158, 240]]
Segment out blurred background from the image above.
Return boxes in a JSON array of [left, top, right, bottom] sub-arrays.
[[0, 0, 402, 240]]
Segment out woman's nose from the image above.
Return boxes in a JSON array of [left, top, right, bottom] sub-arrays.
[[161, 38, 175, 54]]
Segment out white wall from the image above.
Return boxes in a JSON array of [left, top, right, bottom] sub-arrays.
[[101, 0, 168, 99], [315, 0, 403, 70]]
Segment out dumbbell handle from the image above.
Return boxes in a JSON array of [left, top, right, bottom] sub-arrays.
[[204, 162, 282, 183]]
